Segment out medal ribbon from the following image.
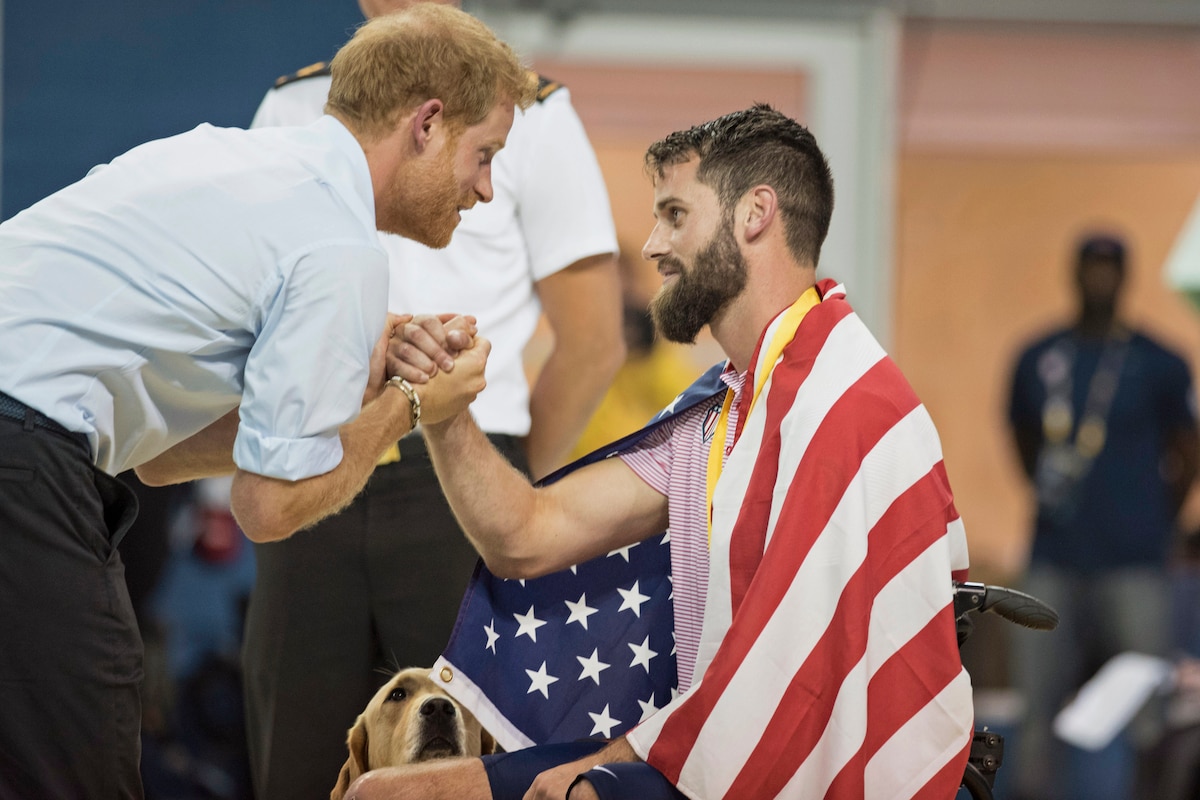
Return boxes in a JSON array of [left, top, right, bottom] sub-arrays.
[[705, 286, 822, 545]]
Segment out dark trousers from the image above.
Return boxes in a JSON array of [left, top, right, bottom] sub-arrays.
[[242, 433, 527, 800], [0, 415, 142, 799]]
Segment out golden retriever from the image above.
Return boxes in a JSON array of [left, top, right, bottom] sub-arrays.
[[331, 667, 496, 799]]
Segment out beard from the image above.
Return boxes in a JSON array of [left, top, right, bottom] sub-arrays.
[[376, 144, 463, 249], [650, 219, 748, 344]]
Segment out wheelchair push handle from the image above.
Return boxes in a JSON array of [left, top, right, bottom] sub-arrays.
[[953, 580, 1059, 631]]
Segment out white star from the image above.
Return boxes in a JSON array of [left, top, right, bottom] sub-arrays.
[[629, 635, 658, 673], [637, 694, 659, 722], [576, 649, 611, 685], [484, 619, 500, 653], [565, 594, 599, 630], [588, 704, 621, 738], [607, 543, 638, 562], [662, 393, 684, 416], [617, 581, 650, 618], [661, 532, 672, 544], [525, 661, 559, 699], [513, 605, 547, 642]]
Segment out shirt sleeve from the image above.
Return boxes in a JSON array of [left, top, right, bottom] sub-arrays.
[[512, 88, 619, 281], [1155, 344, 1198, 429], [233, 241, 389, 480]]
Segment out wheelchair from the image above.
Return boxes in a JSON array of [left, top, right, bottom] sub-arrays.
[[954, 581, 1059, 800]]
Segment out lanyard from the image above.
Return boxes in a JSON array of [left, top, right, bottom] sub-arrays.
[[705, 286, 822, 545]]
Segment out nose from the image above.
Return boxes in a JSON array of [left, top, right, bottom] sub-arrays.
[[420, 697, 457, 719], [475, 165, 494, 204], [643, 222, 669, 262]]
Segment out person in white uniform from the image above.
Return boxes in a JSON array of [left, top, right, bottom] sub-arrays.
[[0, 7, 535, 798], [237, 2, 624, 798]]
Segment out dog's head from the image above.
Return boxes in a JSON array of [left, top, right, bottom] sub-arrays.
[[331, 667, 496, 799]]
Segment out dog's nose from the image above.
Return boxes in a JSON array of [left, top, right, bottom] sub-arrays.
[[420, 697, 457, 718]]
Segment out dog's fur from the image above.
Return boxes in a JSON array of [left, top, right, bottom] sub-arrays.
[[331, 667, 496, 799]]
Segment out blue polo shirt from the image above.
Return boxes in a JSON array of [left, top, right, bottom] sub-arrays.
[[0, 116, 387, 479], [1008, 328, 1196, 570]]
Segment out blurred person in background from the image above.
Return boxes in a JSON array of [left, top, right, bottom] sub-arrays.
[[239, 2, 623, 797], [1006, 232, 1200, 800]]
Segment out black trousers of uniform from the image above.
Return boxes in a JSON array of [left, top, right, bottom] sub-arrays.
[[0, 414, 142, 799], [242, 432, 527, 800]]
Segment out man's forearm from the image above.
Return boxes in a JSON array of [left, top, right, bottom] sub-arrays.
[[230, 385, 414, 542], [423, 412, 549, 576], [526, 339, 624, 480], [134, 409, 239, 486], [526, 255, 624, 479]]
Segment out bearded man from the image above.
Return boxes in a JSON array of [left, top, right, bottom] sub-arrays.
[[0, 6, 536, 798], [346, 104, 974, 800]]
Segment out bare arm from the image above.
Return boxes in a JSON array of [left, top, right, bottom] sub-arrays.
[[229, 337, 490, 543], [136, 313, 412, 487], [422, 410, 667, 579], [134, 409, 240, 486], [525, 254, 625, 479], [525, 737, 640, 800]]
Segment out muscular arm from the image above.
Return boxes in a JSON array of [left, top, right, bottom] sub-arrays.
[[423, 410, 667, 579], [525, 253, 625, 479]]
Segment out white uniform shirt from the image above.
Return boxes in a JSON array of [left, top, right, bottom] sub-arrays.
[[0, 117, 388, 478], [253, 73, 618, 435]]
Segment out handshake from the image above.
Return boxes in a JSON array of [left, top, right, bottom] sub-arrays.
[[368, 312, 489, 428]]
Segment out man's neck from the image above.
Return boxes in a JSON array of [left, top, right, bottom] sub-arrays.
[[711, 276, 818, 373], [1074, 311, 1121, 338]]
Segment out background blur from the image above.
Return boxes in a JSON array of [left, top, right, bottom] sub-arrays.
[[5, 1, 1200, 797]]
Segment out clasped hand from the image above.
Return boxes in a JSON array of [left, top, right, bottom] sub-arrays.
[[374, 313, 489, 426]]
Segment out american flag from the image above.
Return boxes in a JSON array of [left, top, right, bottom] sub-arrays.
[[434, 281, 973, 798], [432, 366, 727, 751], [628, 281, 973, 799]]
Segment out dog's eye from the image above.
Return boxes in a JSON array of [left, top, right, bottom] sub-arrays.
[[386, 687, 408, 703]]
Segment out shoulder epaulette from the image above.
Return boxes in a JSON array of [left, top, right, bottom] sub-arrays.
[[273, 61, 332, 89], [535, 74, 564, 103]]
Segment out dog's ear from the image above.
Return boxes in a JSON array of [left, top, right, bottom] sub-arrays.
[[330, 713, 370, 800], [479, 725, 497, 756]]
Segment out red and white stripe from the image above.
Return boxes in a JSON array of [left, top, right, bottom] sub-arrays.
[[627, 282, 972, 799]]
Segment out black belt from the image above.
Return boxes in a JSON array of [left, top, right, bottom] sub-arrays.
[[0, 390, 79, 439]]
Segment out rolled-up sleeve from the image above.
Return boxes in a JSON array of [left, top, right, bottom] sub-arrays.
[[234, 239, 388, 480]]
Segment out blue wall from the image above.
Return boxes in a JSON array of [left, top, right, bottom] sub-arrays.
[[3, 0, 364, 218]]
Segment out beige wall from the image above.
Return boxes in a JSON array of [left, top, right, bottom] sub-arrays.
[[896, 154, 1200, 581], [897, 21, 1200, 581]]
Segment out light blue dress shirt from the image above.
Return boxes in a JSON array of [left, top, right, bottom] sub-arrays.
[[0, 116, 388, 480]]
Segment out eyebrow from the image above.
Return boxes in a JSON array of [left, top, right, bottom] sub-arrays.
[[654, 196, 685, 213]]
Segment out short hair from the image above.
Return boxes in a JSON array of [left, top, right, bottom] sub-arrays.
[[325, 3, 537, 141], [645, 103, 835, 266], [1075, 232, 1127, 275]]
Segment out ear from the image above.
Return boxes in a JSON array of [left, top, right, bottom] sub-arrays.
[[479, 725, 497, 756], [409, 98, 446, 154], [741, 185, 778, 244], [330, 714, 370, 800]]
